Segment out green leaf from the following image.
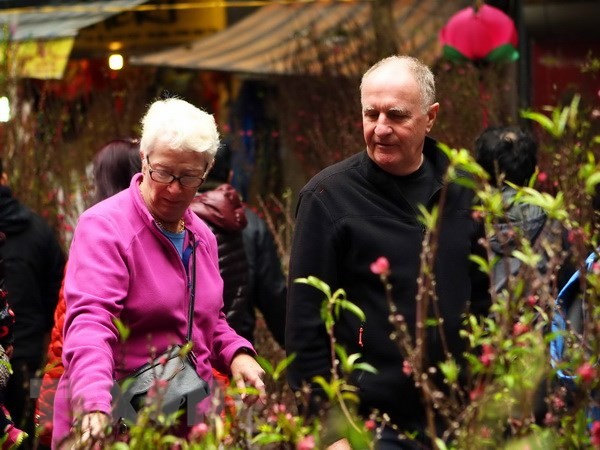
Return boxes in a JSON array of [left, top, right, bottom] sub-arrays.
[[566, 94, 581, 131], [338, 299, 365, 322], [452, 175, 477, 190], [312, 375, 342, 400], [295, 276, 332, 298], [585, 171, 600, 195], [513, 187, 568, 221], [469, 254, 491, 275], [353, 362, 378, 374], [113, 318, 130, 342], [417, 204, 438, 230], [520, 111, 559, 137], [252, 433, 287, 445], [255, 355, 274, 375], [273, 353, 296, 381], [434, 438, 450, 450], [334, 346, 378, 375], [340, 391, 361, 404], [556, 103, 570, 136], [425, 318, 440, 327], [335, 343, 349, 366], [512, 249, 542, 268], [159, 435, 180, 446], [439, 359, 460, 384]]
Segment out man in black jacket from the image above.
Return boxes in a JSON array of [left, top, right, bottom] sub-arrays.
[[0, 158, 65, 449], [286, 56, 490, 449]]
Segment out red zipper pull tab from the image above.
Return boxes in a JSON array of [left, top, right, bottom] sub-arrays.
[[358, 322, 365, 347]]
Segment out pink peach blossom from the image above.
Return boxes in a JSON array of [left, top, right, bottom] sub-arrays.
[[370, 256, 390, 276]]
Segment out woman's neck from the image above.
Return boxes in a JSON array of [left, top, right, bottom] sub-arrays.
[[155, 219, 185, 234], [138, 181, 185, 233]]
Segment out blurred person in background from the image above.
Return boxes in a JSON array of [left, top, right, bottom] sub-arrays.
[[475, 125, 573, 292], [190, 144, 249, 335], [35, 138, 142, 449], [0, 231, 28, 449], [475, 126, 547, 292], [0, 158, 66, 450], [475, 125, 574, 424], [194, 143, 286, 347]]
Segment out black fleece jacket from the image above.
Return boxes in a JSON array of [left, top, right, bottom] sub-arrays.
[[286, 138, 490, 436], [0, 186, 65, 363]]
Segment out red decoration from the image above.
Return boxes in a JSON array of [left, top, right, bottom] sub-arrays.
[[439, 4, 519, 63]]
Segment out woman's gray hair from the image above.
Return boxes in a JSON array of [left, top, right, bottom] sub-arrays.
[[360, 55, 436, 114], [140, 97, 220, 160]]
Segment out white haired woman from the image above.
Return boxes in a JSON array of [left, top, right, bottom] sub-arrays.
[[52, 98, 265, 448]]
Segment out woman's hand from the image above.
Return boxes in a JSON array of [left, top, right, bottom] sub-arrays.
[[230, 351, 266, 405], [327, 438, 352, 450], [74, 411, 110, 448]]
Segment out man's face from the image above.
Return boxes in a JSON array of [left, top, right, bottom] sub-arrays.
[[361, 63, 439, 176]]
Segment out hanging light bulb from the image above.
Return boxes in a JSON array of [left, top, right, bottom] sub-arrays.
[[108, 53, 124, 71]]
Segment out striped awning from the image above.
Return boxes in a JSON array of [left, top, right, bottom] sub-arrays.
[[131, 0, 470, 76]]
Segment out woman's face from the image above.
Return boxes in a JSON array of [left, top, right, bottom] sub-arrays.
[[140, 142, 209, 224]]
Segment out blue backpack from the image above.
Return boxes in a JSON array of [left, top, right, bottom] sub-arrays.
[[550, 251, 600, 425]]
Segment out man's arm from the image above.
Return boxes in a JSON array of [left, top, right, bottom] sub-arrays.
[[246, 210, 287, 347], [286, 190, 338, 417]]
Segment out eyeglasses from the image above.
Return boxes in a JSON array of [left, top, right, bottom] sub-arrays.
[[146, 156, 206, 188]]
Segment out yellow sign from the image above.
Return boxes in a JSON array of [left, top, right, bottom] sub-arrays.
[[74, 0, 226, 56], [0, 38, 74, 79]]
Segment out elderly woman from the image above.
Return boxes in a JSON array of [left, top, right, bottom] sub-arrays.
[[52, 98, 265, 448]]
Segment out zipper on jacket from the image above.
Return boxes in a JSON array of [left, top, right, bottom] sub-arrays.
[[358, 321, 365, 347]]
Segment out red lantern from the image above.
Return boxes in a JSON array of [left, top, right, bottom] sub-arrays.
[[439, 3, 518, 63]]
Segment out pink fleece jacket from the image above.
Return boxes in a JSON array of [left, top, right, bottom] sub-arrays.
[[52, 174, 254, 447]]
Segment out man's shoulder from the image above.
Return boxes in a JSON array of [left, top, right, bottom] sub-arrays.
[[302, 151, 365, 193]]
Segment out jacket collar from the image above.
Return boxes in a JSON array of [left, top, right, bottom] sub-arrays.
[[360, 136, 446, 194]]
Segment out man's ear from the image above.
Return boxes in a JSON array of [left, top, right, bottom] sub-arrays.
[[0, 172, 8, 186], [426, 102, 440, 133]]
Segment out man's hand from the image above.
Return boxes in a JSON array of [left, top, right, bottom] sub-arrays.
[[230, 351, 266, 405]]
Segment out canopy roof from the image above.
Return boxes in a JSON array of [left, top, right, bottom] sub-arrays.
[[132, 0, 469, 76], [0, 0, 148, 41]]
